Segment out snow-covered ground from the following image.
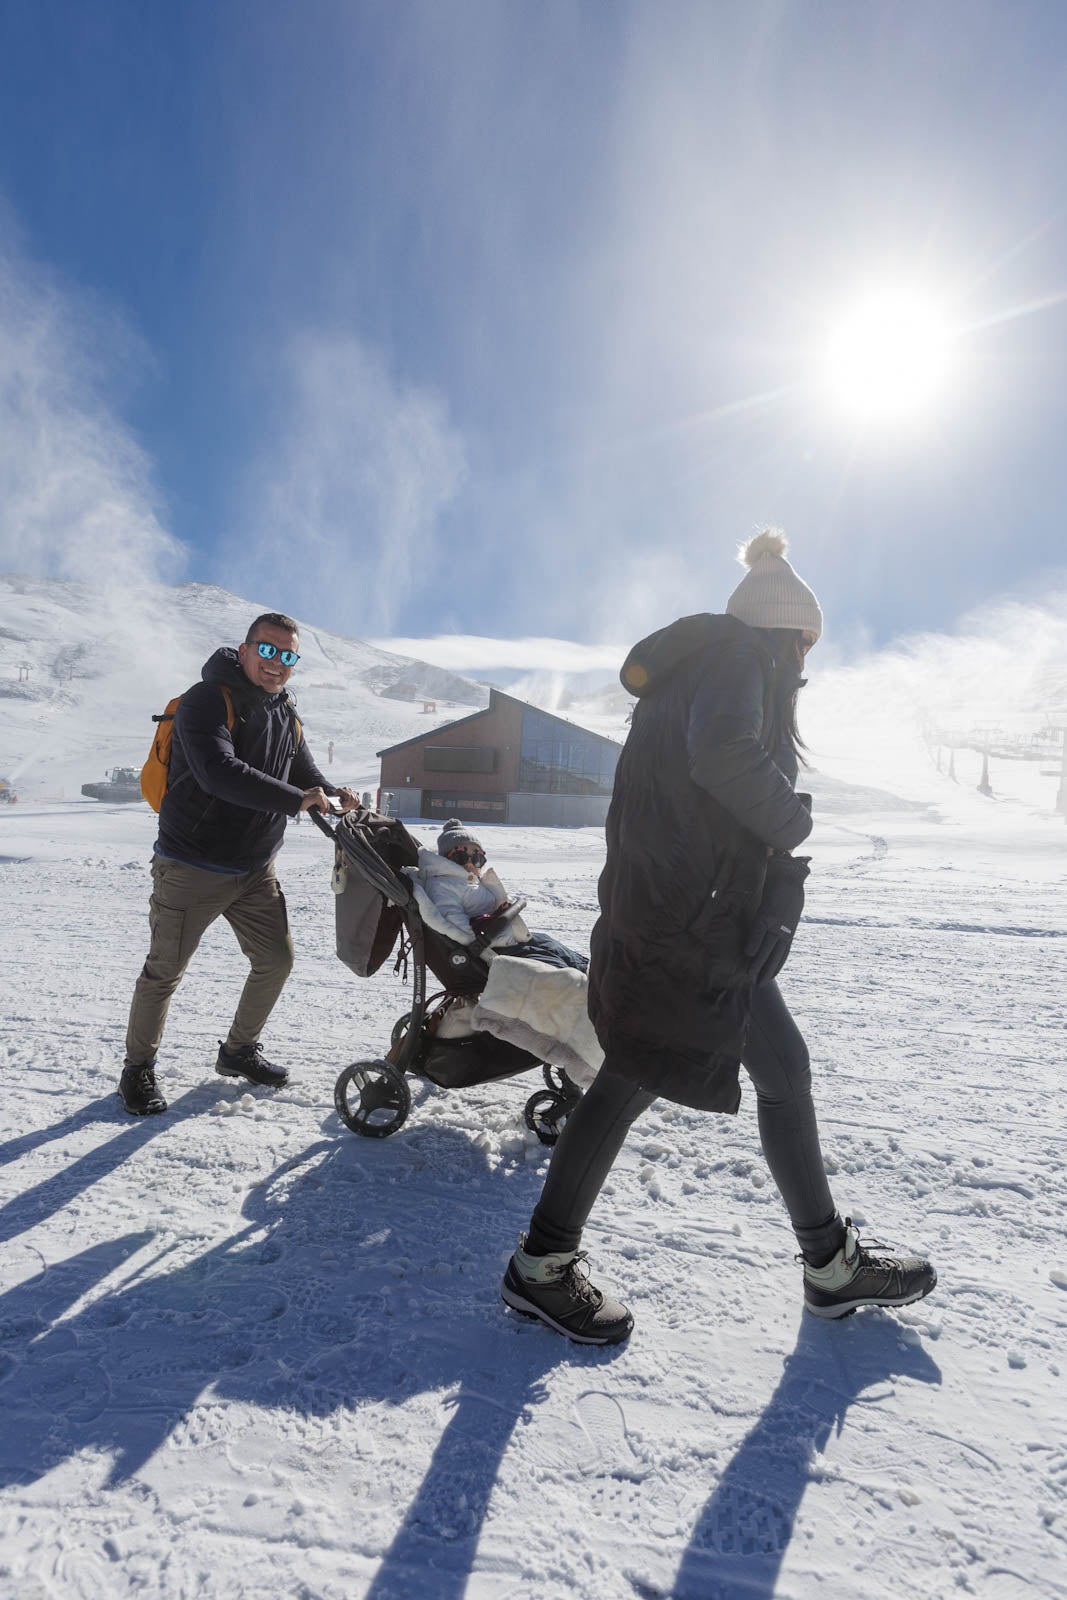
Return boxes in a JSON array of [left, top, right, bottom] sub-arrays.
[[2, 762, 1066, 1597], [2, 578, 1067, 1598]]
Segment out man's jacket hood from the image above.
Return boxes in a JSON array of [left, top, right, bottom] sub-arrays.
[[201, 646, 297, 716]]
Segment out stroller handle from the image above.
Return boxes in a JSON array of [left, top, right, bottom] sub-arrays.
[[309, 806, 342, 840], [310, 803, 415, 908]]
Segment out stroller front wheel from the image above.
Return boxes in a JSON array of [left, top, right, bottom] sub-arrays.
[[523, 1088, 573, 1146], [334, 1060, 411, 1138]]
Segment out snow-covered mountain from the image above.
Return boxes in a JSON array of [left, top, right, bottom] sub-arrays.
[[0, 575, 489, 797]]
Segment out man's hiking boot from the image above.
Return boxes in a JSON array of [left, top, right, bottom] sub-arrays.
[[803, 1218, 936, 1319], [119, 1063, 167, 1116], [502, 1237, 633, 1345], [216, 1041, 289, 1088]]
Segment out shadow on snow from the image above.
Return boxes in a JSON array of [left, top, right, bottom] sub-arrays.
[[669, 1310, 942, 1599], [0, 1101, 942, 1598], [0, 1113, 623, 1599], [0, 1088, 216, 1246]]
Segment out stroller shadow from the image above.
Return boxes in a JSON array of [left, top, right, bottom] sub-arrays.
[[0, 1122, 613, 1598], [671, 1310, 942, 1599]]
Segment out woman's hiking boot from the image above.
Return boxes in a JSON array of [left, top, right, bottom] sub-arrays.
[[215, 1041, 289, 1088], [502, 1237, 633, 1345], [119, 1063, 167, 1116], [803, 1218, 936, 1319]]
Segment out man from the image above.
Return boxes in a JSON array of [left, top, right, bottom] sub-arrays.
[[120, 612, 357, 1115]]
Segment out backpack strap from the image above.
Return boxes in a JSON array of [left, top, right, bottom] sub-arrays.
[[282, 690, 302, 746], [220, 684, 236, 731]]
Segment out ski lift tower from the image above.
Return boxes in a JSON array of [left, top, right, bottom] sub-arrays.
[[971, 724, 997, 797], [1055, 727, 1067, 821]]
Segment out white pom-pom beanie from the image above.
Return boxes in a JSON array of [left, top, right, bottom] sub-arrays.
[[724, 529, 823, 640]]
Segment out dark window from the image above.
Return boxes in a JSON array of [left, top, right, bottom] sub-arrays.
[[423, 746, 498, 774], [517, 710, 618, 796]]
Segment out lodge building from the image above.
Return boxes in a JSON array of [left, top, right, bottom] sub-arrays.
[[376, 689, 623, 828]]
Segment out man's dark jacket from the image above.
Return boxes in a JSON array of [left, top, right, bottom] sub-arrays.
[[587, 613, 813, 1112], [157, 648, 335, 873]]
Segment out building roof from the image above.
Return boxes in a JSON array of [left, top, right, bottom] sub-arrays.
[[375, 687, 623, 759]]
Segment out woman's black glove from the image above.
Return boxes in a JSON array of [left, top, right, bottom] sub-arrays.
[[744, 853, 810, 985]]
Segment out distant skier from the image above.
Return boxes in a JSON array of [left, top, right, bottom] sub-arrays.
[[119, 612, 359, 1116], [501, 531, 937, 1343], [328, 740, 334, 765]]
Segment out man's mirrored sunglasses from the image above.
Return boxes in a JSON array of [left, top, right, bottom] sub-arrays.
[[450, 847, 486, 867], [256, 642, 300, 666]]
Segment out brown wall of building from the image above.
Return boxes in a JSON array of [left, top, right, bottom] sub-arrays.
[[379, 695, 523, 796]]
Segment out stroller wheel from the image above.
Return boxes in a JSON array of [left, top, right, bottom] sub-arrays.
[[541, 1063, 580, 1100], [523, 1088, 572, 1147], [391, 1011, 412, 1047], [334, 1060, 411, 1138]]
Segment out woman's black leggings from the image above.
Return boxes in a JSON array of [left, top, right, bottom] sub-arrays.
[[526, 980, 844, 1264]]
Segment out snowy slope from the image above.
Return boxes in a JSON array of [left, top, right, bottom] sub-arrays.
[[1, 599, 1067, 1599]]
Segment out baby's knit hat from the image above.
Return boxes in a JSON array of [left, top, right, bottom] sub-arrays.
[[725, 529, 823, 640], [437, 817, 485, 856]]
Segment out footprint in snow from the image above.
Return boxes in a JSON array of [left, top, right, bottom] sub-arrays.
[[576, 1390, 638, 1474], [694, 1481, 791, 1557]]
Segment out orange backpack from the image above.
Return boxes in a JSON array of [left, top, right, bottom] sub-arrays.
[[141, 685, 236, 812]]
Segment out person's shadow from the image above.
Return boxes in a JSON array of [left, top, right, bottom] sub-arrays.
[[670, 1309, 942, 1599], [0, 1088, 214, 1247], [0, 1113, 622, 1600]]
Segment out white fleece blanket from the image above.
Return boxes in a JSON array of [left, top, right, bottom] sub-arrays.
[[471, 954, 603, 1090]]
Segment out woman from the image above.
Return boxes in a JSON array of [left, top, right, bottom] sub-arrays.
[[501, 530, 936, 1344]]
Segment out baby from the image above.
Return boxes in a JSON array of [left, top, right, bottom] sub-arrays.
[[418, 818, 587, 971]]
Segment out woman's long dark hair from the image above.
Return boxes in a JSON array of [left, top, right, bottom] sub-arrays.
[[763, 629, 809, 765]]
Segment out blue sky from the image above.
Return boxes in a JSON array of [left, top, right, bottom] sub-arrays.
[[1, 0, 1066, 665]]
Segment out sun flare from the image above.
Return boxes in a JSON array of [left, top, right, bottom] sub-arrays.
[[820, 289, 952, 424]]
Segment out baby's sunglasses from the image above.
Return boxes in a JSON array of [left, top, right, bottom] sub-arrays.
[[449, 846, 486, 868], [255, 642, 300, 666]]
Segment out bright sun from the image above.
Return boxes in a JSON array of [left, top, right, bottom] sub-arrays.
[[820, 289, 952, 425]]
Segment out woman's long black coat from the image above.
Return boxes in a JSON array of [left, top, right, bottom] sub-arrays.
[[587, 613, 813, 1112]]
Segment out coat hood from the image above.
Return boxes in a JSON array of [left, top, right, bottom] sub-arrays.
[[202, 646, 247, 688], [201, 646, 294, 709], [620, 613, 752, 699]]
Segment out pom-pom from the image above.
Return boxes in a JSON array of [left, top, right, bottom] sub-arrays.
[[738, 528, 788, 568]]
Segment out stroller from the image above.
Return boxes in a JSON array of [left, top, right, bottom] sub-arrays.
[[312, 807, 583, 1143]]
